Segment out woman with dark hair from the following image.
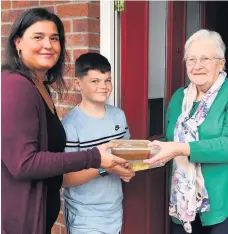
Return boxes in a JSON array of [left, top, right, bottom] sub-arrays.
[[1, 8, 128, 234]]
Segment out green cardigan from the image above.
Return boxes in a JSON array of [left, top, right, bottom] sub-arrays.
[[166, 79, 228, 226]]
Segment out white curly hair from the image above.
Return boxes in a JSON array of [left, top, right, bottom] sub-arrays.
[[184, 29, 226, 60]]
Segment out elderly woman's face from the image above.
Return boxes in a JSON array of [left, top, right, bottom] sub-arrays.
[[186, 38, 225, 89], [15, 20, 61, 75]]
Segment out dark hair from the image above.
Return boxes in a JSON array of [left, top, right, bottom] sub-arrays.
[[75, 52, 111, 78], [2, 8, 66, 92]]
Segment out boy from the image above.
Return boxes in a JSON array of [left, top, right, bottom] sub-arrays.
[[62, 53, 135, 234]]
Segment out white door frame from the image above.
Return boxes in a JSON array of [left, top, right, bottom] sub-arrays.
[[100, 1, 120, 107]]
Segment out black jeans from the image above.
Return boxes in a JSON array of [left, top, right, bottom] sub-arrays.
[[171, 215, 228, 234]]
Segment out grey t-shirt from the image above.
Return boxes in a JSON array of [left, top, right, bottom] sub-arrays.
[[62, 104, 130, 234]]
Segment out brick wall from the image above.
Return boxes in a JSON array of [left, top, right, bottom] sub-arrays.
[[1, 1, 100, 233]]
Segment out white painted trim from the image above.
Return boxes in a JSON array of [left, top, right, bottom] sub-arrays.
[[100, 0, 119, 107]]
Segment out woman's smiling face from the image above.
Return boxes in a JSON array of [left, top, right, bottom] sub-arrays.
[[186, 38, 225, 90], [15, 20, 61, 75]]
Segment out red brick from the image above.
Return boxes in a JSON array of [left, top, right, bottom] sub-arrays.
[[1, 1, 11, 9], [55, 106, 73, 119], [1, 50, 6, 63], [63, 20, 71, 33], [66, 34, 99, 48], [12, 1, 39, 8], [88, 34, 100, 48], [58, 93, 82, 106], [92, 1, 100, 6], [64, 78, 75, 91], [60, 226, 68, 234], [1, 9, 25, 22], [1, 24, 12, 36], [44, 6, 55, 13], [88, 3, 100, 19], [50, 91, 57, 104], [73, 49, 99, 61], [51, 224, 60, 234], [91, 49, 99, 54], [65, 34, 85, 47], [57, 3, 98, 18], [73, 49, 89, 60], [64, 64, 75, 77], [49, 82, 67, 96], [73, 19, 99, 33], [73, 19, 88, 33], [56, 213, 65, 224], [65, 49, 72, 62], [88, 19, 100, 33], [39, 0, 70, 6], [1, 36, 8, 49], [64, 50, 72, 63]]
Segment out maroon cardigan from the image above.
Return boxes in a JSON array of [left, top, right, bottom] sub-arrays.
[[1, 71, 101, 234]]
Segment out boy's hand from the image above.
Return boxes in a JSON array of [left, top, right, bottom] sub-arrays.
[[107, 163, 135, 182], [97, 142, 127, 169]]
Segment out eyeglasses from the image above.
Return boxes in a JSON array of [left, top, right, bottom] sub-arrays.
[[185, 56, 223, 66]]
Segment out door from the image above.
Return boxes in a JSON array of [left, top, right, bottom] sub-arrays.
[[120, 1, 186, 234], [202, 1, 228, 72]]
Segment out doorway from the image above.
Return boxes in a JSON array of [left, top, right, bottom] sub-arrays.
[[119, 1, 228, 234], [203, 1, 228, 72]]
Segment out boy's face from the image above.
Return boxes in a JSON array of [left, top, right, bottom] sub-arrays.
[[75, 70, 112, 104]]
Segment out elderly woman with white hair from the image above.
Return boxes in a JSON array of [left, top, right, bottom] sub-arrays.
[[144, 29, 228, 234]]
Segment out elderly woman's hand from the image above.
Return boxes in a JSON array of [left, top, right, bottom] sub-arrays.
[[143, 140, 190, 167]]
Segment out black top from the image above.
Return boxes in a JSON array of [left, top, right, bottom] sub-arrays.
[[42, 96, 66, 234]]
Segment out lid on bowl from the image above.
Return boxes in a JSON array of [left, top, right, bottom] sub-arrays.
[[110, 139, 151, 151]]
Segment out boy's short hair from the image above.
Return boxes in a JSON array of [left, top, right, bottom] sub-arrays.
[[75, 52, 111, 78]]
